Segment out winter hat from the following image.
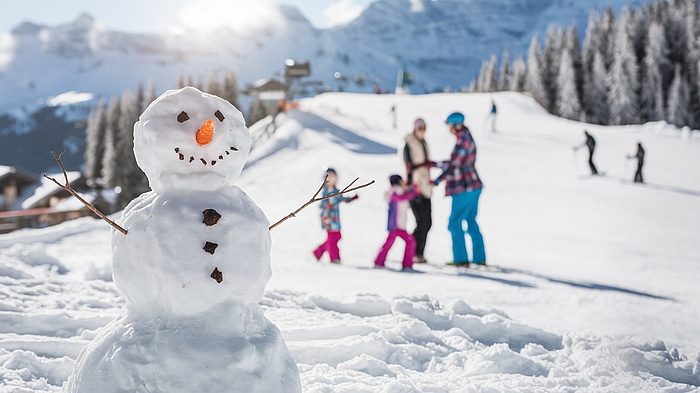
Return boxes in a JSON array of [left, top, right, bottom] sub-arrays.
[[446, 112, 465, 125], [389, 174, 402, 186], [324, 167, 337, 175], [413, 118, 426, 130]]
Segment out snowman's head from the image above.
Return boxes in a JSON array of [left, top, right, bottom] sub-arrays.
[[134, 87, 251, 193]]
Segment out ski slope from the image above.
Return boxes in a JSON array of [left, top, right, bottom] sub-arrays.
[[1, 92, 699, 391]]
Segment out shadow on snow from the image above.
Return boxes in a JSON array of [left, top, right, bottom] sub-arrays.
[[286, 110, 397, 155]]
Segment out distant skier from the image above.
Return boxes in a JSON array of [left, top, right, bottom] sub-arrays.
[[627, 143, 645, 183], [434, 112, 485, 267], [574, 130, 598, 175], [490, 100, 497, 133]]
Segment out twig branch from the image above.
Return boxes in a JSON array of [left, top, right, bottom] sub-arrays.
[[269, 176, 374, 231], [44, 151, 128, 235], [340, 177, 358, 193]]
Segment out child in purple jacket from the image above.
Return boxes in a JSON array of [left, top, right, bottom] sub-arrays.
[[374, 174, 419, 270]]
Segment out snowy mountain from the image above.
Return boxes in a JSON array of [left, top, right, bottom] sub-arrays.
[[0, 91, 699, 391], [0, 0, 658, 172]]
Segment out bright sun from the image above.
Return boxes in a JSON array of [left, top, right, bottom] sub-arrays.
[[177, 0, 279, 32]]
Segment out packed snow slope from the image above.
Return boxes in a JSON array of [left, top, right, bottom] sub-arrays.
[[1, 92, 700, 391]]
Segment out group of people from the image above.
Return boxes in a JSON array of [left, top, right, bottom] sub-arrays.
[[574, 130, 646, 183], [312, 112, 486, 271]]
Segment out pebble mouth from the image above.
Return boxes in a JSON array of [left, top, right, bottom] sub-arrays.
[[174, 146, 238, 166]]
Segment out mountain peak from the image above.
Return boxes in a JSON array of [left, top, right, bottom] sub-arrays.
[[10, 21, 45, 36], [71, 13, 97, 28], [278, 5, 312, 25]]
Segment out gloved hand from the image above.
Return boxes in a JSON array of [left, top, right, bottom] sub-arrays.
[[350, 194, 359, 201]]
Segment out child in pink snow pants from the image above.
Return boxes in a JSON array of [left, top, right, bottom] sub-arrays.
[[375, 175, 419, 270], [313, 168, 357, 263]]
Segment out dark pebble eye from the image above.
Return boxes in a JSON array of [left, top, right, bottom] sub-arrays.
[[214, 110, 225, 122], [177, 111, 189, 123]]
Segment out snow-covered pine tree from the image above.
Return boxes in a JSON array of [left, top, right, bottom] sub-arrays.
[[208, 70, 221, 97], [101, 96, 121, 189], [667, 64, 691, 127], [136, 84, 144, 115], [84, 99, 106, 186], [556, 50, 581, 120], [582, 10, 602, 123], [476, 60, 488, 92], [510, 57, 527, 92], [117, 89, 147, 208], [597, 6, 617, 71], [682, 0, 700, 128], [498, 50, 511, 91], [543, 26, 566, 113], [586, 50, 610, 124], [641, 22, 669, 122], [666, 1, 688, 70], [486, 54, 498, 92], [144, 80, 156, 111], [627, 8, 646, 64], [223, 68, 241, 110], [582, 10, 601, 77], [526, 35, 548, 108], [565, 25, 584, 109], [607, 7, 640, 125]]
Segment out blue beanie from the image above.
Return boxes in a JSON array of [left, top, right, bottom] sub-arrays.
[[446, 112, 465, 124]]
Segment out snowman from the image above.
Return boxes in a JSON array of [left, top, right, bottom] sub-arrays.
[[64, 87, 301, 392]]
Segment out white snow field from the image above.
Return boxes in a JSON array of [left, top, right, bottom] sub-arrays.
[[1, 92, 700, 392]]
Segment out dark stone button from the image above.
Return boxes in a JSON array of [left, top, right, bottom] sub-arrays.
[[211, 267, 223, 283], [203, 209, 221, 226], [203, 241, 218, 254]]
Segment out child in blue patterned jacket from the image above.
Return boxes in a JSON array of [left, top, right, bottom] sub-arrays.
[[313, 168, 358, 264]]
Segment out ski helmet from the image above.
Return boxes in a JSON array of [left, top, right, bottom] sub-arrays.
[[446, 112, 465, 125]]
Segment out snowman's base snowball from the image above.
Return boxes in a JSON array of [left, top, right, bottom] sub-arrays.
[[64, 304, 301, 393]]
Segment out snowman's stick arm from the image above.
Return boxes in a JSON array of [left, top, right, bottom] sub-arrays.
[[340, 177, 359, 193], [269, 176, 374, 231], [44, 151, 128, 235], [314, 180, 374, 203]]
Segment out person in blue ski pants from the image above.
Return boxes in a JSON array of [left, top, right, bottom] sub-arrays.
[[434, 112, 486, 266]]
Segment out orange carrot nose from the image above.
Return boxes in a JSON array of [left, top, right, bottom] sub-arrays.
[[196, 119, 214, 145]]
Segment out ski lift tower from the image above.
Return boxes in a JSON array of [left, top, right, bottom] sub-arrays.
[[395, 67, 414, 94]]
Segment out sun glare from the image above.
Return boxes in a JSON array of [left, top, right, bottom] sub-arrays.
[[178, 0, 279, 32]]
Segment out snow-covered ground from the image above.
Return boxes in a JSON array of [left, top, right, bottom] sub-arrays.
[[1, 92, 700, 391]]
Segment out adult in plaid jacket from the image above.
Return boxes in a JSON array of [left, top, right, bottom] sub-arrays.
[[434, 112, 485, 266]]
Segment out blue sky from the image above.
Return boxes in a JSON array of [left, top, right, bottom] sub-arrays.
[[0, 0, 374, 33]]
